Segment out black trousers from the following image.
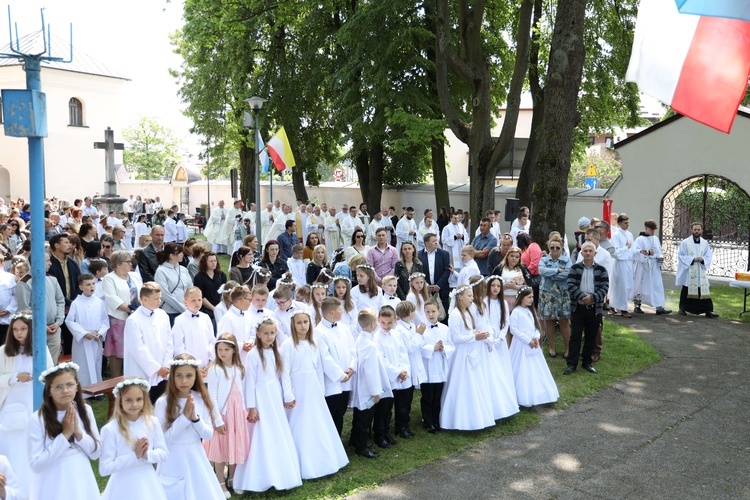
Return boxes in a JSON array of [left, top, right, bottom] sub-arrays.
[[351, 406, 376, 452], [373, 396, 394, 440], [393, 387, 414, 432], [420, 382, 444, 428], [149, 380, 168, 405], [325, 391, 350, 437], [0, 324, 7, 346], [568, 306, 599, 367], [61, 323, 73, 356]]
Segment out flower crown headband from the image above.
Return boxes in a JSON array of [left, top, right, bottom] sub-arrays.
[[39, 362, 79, 383], [355, 264, 374, 272], [290, 309, 311, 319], [516, 286, 532, 298], [449, 284, 472, 300], [310, 282, 329, 290], [254, 315, 278, 331], [168, 358, 202, 367], [9, 312, 32, 322], [408, 272, 426, 282], [332, 276, 351, 284], [113, 378, 150, 398], [484, 275, 503, 283]]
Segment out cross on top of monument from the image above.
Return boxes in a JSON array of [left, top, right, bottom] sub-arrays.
[[94, 127, 126, 204]]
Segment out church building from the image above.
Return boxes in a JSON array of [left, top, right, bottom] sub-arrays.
[[0, 39, 128, 202]]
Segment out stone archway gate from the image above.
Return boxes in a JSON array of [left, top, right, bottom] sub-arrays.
[[660, 174, 750, 277]]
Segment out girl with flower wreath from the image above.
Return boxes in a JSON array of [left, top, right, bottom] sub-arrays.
[[99, 377, 168, 500], [155, 354, 226, 499], [0, 312, 53, 498], [29, 362, 101, 499]]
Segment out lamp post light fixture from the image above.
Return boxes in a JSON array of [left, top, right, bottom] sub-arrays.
[[245, 96, 268, 242]]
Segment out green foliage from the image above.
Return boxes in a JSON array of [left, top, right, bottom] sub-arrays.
[[569, 150, 622, 189], [674, 177, 750, 233], [122, 117, 182, 180]]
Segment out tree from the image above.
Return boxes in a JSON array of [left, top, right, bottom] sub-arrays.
[[569, 150, 622, 189], [122, 117, 181, 180], [435, 0, 534, 234], [530, 0, 588, 243]]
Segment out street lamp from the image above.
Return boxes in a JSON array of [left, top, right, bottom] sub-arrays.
[[245, 96, 268, 242]]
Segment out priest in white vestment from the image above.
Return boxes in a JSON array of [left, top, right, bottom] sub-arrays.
[[395, 208, 418, 252], [267, 205, 294, 242], [676, 222, 717, 317], [325, 208, 342, 255], [441, 213, 467, 287], [261, 203, 275, 243], [204, 200, 228, 253], [609, 215, 637, 316], [219, 200, 244, 249], [630, 220, 671, 315]]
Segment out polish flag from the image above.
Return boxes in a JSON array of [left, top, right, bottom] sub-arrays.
[[626, 0, 750, 133], [675, 0, 750, 22]]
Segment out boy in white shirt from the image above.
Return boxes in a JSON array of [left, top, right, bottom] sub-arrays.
[[286, 244, 307, 287], [316, 297, 355, 436], [65, 274, 110, 391], [123, 282, 174, 403], [419, 298, 454, 433], [374, 305, 411, 446], [272, 286, 308, 345], [393, 301, 427, 411], [89, 260, 108, 300], [216, 285, 255, 362], [380, 275, 401, 306], [349, 309, 392, 459], [171, 286, 216, 377]]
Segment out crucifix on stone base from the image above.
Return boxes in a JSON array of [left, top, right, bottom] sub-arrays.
[[93, 126, 127, 210]]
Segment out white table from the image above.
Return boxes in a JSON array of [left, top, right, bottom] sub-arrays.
[[729, 280, 750, 316]]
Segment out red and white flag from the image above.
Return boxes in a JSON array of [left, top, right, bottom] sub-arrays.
[[627, 0, 750, 133]]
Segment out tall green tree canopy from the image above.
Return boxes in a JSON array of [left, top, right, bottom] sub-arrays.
[[122, 117, 181, 180]]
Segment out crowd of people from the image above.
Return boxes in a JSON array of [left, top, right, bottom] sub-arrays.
[[0, 193, 720, 499]]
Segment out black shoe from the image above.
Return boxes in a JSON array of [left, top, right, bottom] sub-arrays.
[[706, 311, 720, 318], [634, 307, 644, 314], [356, 448, 379, 458], [678, 310, 687, 316], [398, 428, 414, 439], [563, 365, 576, 375], [656, 307, 672, 315], [374, 438, 391, 449], [386, 434, 398, 445], [426, 424, 438, 434], [583, 364, 597, 374]]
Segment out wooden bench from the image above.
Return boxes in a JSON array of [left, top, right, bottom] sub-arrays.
[[82, 376, 124, 419]]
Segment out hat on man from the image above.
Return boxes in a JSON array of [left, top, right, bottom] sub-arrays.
[[578, 217, 591, 230]]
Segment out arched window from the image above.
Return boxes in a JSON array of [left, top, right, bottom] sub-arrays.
[[68, 97, 83, 126]]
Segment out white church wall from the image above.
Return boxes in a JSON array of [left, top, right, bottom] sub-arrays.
[[0, 66, 126, 202], [612, 115, 750, 232]]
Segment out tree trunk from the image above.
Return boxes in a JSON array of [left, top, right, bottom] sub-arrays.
[[531, 0, 587, 244], [239, 129, 255, 205], [368, 140, 385, 214], [291, 167, 308, 202], [354, 144, 369, 207], [431, 138, 450, 213]]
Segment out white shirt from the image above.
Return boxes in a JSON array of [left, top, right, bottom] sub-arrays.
[[171, 310, 215, 368], [123, 306, 174, 386], [315, 319, 355, 396], [374, 328, 411, 390]]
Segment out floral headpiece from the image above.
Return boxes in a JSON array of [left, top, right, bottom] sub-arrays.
[[168, 358, 202, 367], [9, 312, 32, 321], [332, 276, 351, 284], [516, 286, 532, 298], [254, 315, 278, 332], [310, 282, 328, 290], [39, 362, 80, 383], [113, 378, 150, 398], [449, 284, 472, 300], [484, 275, 503, 283], [408, 272, 426, 282], [355, 264, 374, 272], [290, 309, 312, 319]]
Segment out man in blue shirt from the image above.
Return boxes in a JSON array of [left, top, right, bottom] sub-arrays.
[[277, 219, 298, 260], [471, 217, 497, 275]]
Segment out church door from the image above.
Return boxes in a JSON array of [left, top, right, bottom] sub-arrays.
[[660, 174, 750, 277]]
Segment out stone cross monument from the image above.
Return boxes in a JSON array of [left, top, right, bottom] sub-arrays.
[[93, 127, 126, 210]]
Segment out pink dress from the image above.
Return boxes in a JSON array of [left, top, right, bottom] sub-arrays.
[[204, 380, 249, 464]]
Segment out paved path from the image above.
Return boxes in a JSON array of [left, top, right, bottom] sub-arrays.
[[353, 301, 750, 499]]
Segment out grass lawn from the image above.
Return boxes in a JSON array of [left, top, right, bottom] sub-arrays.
[[664, 284, 750, 323], [87, 319, 660, 498]]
